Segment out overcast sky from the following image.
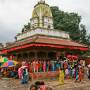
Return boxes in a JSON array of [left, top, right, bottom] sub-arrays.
[[0, 0, 90, 43]]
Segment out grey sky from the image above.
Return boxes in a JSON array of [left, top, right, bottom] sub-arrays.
[[0, 0, 90, 43]]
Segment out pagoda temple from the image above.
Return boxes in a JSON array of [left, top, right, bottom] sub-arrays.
[[2, 0, 88, 61]]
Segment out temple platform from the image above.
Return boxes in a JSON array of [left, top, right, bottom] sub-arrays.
[[30, 71, 59, 80]]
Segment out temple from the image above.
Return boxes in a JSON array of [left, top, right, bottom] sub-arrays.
[[2, 0, 88, 61]]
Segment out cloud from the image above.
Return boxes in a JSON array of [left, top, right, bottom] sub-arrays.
[[0, 0, 90, 43]]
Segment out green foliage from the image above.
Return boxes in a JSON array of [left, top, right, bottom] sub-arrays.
[[50, 6, 90, 45], [79, 24, 87, 44], [86, 34, 90, 45]]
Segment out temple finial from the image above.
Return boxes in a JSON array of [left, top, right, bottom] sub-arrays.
[[40, 0, 45, 1], [39, 0, 45, 3]]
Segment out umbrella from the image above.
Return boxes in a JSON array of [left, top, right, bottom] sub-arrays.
[[11, 60, 18, 65], [0, 57, 8, 63], [0, 57, 8, 67], [1, 60, 18, 67]]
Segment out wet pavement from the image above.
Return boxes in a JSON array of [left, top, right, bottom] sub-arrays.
[[0, 78, 29, 90], [0, 78, 90, 90]]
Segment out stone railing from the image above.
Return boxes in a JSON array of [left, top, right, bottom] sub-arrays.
[[16, 28, 70, 41]]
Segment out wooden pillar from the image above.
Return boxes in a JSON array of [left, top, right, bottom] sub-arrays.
[[27, 52, 29, 59], [46, 51, 48, 59], [35, 51, 38, 59], [21, 53, 24, 60]]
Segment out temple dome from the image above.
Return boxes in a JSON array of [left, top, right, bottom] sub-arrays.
[[32, 1, 53, 18], [30, 0, 54, 29]]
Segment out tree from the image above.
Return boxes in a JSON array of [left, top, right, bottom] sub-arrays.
[[51, 6, 82, 42], [87, 34, 90, 45], [79, 24, 87, 44]]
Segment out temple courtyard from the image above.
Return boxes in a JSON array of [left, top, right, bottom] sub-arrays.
[[0, 78, 90, 90]]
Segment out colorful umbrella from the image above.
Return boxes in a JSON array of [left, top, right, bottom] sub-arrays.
[[1, 60, 18, 67], [0, 57, 8, 63]]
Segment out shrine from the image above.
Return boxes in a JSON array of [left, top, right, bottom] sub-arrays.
[[2, 0, 88, 62]]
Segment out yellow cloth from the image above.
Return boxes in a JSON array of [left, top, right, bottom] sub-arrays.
[[59, 70, 65, 85]]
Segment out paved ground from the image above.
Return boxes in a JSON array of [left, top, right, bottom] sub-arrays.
[[0, 78, 90, 90]]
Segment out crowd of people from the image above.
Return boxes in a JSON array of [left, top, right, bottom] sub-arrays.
[[17, 57, 90, 85], [27, 58, 83, 73], [27, 58, 85, 83], [1, 56, 90, 89], [0, 67, 18, 78]]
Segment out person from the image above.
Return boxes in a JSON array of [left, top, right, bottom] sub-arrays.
[[10, 70, 14, 77], [0, 68, 2, 77], [75, 68, 79, 82], [30, 84, 38, 90], [36, 61, 39, 72], [32, 60, 36, 72], [3, 69, 7, 77], [87, 67, 90, 79], [18, 67, 23, 79], [82, 67, 84, 80], [0, 68, 4, 77], [55, 61, 60, 71], [35, 81, 41, 89], [52, 61, 55, 72], [39, 61, 42, 72], [21, 68, 29, 84], [72, 67, 75, 78], [46, 61, 49, 72], [43, 61, 46, 72], [59, 68, 65, 85], [13, 68, 18, 79], [30, 81, 53, 90], [65, 68, 69, 79], [63, 61, 68, 70], [30, 81, 41, 90], [60, 60, 64, 69], [39, 81, 47, 90], [78, 67, 83, 82]]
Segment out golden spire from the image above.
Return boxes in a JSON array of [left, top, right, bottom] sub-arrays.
[[40, 0, 45, 1], [39, 0, 45, 3]]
